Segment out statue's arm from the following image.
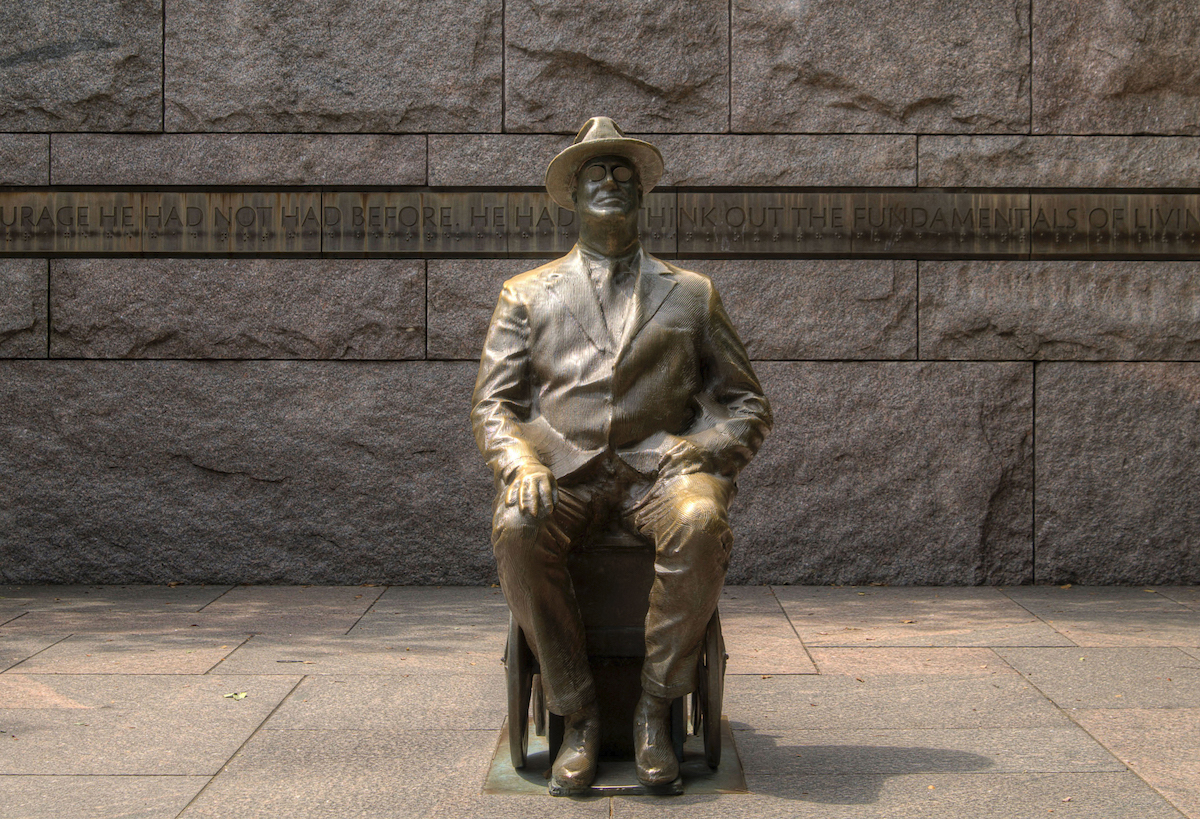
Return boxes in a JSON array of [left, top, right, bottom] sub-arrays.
[[679, 282, 773, 476], [470, 285, 557, 517]]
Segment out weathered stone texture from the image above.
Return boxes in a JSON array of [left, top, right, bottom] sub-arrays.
[[0, 361, 494, 584], [428, 260, 530, 360], [429, 135, 570, 186], [164, 0, 502, 132], [688, 260, 917, 360], [0, 0, 162, 131], [920, 136, 1200, 188], [732, 0, 1030, 133], [0, 260, 47, 358], [649, 135, 916, 186], [50, 259, 425, 360], [431, 259, 916, 362], [51, 135, 427, 186], [920, 261, 1200, 361], [728, 362, 1033, 585], [505, 0, 728, 133], [1034, 0, 1200, 134], [1036, 363, 1200, 584], [0, 135, 49, 185]]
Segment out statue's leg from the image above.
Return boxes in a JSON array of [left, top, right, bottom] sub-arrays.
[[630, 472, 735, 699], [491, 486, 594, 716]]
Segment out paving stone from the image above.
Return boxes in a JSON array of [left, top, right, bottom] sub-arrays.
[[648, 135, 916, 187], [614, 772, 1183, 817], [729, 362, 1033, 585], [52, 134, 426, 186], [775, 587, 1072, 647], [720, 587, 816, 675], [165, 1, 501, 132], [0, 674, 300, 775], [1034, 0, 1200, 134], [0, 259, 47, 359], [0, 0, 162, 131], [201, 585, 383, 618], [723, 660, 1063, 730], [996, 647, 1200, 709], [178, 728, 606, 818], [1002, 586, 1200, 647], [1, 635, 68, 672], [0, 585, 230, 612], [1158, 586, 1200, 610], [1035, 363, 1200, 584], [0, 775, 207, 819], [264, 674, 504, 731], [428, 259, 532, 360], [919, 135, 1200, 187], [1071, 707, 1200, 819], [919, 261, 1200, 361], [1, 609, 359, 640], [735, 726, 1122, 776], [0, 361, 493, 585], [50, 259, 425, 360], [688, 261, 917, 360], [8, 633, 247, 675], [732, 0, 1030, 133], [505, 0, 728, 133], [0, 134, 49, 184], [215, 633, 504, 676]]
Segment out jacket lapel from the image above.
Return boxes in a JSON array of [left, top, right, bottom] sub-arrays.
[[544, 247, 610, 351], [619, 252, 677, 350]]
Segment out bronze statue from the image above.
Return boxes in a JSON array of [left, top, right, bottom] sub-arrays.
[[471, 117, 771, 795]]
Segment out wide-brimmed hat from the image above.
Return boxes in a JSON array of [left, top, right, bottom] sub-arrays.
[[545, 117, 664, 211]]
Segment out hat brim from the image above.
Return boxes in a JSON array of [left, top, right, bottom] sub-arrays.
[[545, 137, 664, 211]]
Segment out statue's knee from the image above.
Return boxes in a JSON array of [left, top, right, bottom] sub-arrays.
[[673, 497, 727, 537], [492, 503, 541, 542]]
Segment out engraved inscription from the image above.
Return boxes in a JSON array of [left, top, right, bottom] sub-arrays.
[[1, 191, 141, 254]]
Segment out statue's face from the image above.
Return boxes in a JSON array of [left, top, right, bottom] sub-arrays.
[[572, 155, 641, 221]]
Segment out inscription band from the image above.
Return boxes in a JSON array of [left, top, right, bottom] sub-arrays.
[[2, 189, 1197, 259]]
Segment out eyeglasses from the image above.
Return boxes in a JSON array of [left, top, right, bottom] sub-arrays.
[[583, 163, 634, 183]]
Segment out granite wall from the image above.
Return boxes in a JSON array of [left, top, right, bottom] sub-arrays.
[[2, 0, 1199, 585]]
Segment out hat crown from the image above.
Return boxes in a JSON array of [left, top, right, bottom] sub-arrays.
[[573, 117, 627, 146]]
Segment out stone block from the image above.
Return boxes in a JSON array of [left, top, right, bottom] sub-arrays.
[[165, 0, 502, 132], [50, 259, 425, 360], [919, 261, 1200, 361], [428, 135, 570, 186], [732, 0, 1030, 133], [0, 361, 494, 584], [1034, 0, 1200, 134], [0, 0, 162, 131], [0, 259, 47, 358], [920, 136, 1200, 188], [505, 0, 728, 133], [432, 259, 915, 362], [51, 135, 426, 186], [649, 135, 916, 187], [0, 135, 49, 185], [689, 260, 917, 360], [1036, 363, 1200, 584], [427, 259, 535, 360], [728, 362, 1033, 585]]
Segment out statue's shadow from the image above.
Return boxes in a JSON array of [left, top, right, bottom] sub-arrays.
[[727, 721, 994, 804]]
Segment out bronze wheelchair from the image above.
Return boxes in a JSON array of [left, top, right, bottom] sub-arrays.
[[503, 526, 727, 773]]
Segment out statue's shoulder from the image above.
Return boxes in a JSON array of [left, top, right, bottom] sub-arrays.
[[651, 256, 717, 298]]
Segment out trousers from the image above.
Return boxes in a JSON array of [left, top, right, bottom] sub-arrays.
[[492, 455, 735, 716]]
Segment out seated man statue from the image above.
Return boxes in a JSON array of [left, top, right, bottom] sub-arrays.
[[471, 117, 772, 795]]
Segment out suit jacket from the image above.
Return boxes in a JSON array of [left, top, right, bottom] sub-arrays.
[[471, 245, 772, 484]]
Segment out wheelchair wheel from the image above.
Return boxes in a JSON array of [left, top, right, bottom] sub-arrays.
[[505, 615, 534, 768], [694, 608, 725, 769]]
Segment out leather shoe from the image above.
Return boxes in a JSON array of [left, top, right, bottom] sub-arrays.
[[549, 701, 600, 796], [633, 691, 679, 786]]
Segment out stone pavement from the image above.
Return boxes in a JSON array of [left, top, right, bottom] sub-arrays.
[[1, 584, 1198, 818]]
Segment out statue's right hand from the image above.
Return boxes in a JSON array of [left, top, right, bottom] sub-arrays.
[[506, 461, 557, 519]]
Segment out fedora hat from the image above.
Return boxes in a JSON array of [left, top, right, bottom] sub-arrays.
[[545, 117, 664, 211]]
